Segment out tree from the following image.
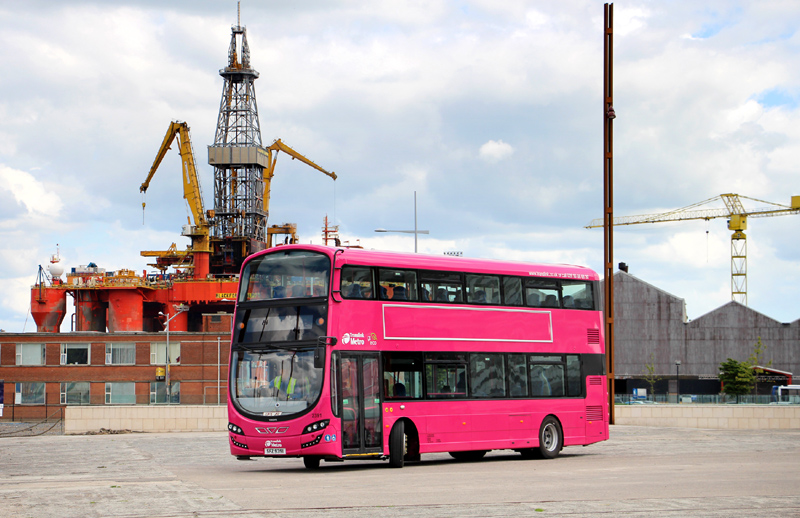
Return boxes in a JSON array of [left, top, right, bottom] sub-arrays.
[[719, 358, 755, 402], [747, 337, 772, 395], [641, 353, 662, 401]]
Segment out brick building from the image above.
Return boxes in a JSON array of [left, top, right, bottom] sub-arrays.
[[0, 313, 232, 421]]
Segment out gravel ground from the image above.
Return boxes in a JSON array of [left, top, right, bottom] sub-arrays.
[[0, 420, 64, 437]]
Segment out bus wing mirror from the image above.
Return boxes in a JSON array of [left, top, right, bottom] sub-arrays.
[[314, 346, 325, 369], [314, 336, 337, 368]]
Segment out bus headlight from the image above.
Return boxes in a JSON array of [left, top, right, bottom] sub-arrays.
[[303, 420, 330, 435], [228, 423, 244, 435]]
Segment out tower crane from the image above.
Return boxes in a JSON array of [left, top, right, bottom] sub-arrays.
[[586, 194, 800, 305]]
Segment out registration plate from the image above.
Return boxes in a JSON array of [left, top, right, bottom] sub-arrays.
[[264, 448, 286, 455]]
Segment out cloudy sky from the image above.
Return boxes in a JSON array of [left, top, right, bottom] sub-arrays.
[[1, 0, 799, 333]]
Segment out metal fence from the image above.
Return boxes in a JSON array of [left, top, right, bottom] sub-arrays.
[[616, 393, 797, 405]]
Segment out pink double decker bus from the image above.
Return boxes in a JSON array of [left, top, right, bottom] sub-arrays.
[[227, 244, 608, 469]]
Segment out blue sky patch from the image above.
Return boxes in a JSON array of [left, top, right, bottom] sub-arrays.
[[756, 88, 797, 109]]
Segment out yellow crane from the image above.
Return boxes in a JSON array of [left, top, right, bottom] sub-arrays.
[[262, 138, 337, 219], [586, 194, 800, 305], [140, 121, 212, 254]]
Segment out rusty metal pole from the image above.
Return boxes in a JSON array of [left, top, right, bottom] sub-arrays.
[[603, 3, 616, 424]]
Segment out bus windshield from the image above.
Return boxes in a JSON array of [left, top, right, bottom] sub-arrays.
[[240, 250, 330, 302], [232, 348, 323, 416]]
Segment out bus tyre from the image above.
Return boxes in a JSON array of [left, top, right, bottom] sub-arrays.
[[389, 421, 405, 468], [303, 456, 321, 469], [538, 416, 563, 459]]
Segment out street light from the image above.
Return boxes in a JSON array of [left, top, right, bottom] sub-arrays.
[[158, 305, 189, 403], [675, 360, 681, 404], [374, 191, 429, 253]]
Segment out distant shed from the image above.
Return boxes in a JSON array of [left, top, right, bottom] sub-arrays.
[[604, 271, 799, 395]]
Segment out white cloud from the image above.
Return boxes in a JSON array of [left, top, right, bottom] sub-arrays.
[[0, 165, 63, 217], [479, 140, 514, 162]]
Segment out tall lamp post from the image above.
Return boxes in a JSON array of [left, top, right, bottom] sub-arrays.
[[159, 305, 188, 403], [675, 360, 681, 404], [374, 191, 429, 253]]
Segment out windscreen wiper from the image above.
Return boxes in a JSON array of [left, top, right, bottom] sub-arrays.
[[258, 307, 272, 342]]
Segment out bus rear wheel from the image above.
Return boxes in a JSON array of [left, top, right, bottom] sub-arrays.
[[303, 456, 321, 469], [389, 421, 406, 468], [538, 416, 563, 459], [448, 450, 487, 461]]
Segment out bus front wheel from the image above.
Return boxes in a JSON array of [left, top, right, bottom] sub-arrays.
[[389, 420, 406, 468], [538, 416, 563, 459]]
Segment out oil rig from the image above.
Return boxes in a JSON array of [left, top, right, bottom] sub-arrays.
[[30, 10, 336, 334]]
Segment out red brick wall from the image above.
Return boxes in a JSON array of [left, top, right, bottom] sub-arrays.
[[0, 331, 231, 418]]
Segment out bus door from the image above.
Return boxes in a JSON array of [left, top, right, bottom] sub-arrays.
[[338, 353, 383, 455]]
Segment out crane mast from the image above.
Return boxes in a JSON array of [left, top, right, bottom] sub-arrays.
[[140, 121, 212, 279], [586, 194, 800, 304]]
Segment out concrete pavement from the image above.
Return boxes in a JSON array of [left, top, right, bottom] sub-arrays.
[[1, 425, 799, 517]]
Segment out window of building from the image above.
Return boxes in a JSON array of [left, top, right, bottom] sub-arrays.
[[150, 381, 180, 404], [60, 382, 90, 405], [378, 269, 418, 301], [16, 343, 45, 365], [420, 271, 463, 303], [15, 382, 45, 404], [341, 266, 374, 299], [106, 342, 136, 365], [466, 275, 501, 305], [470, 353, 506, 397], [105, 382, 136, 404], [383, 352, 423, 399], [150, 342, 180, 365], [60, 343, 90, 365]]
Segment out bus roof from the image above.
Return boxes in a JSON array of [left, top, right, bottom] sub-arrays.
[[257, 244, 600, 281]]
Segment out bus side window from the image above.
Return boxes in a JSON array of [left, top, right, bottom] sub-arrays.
[[562, 280, 594, 310], [525, 279, 559, 308], [383, 352, 423, 399], [378, 269, 418, 301], [466, 274, 500, 304], [529, 355, 566, 397], [566, 355, 581, 396], [341, 266, 374, 299], [503, 277, 523, 306], [425, 364, 467, 399], [508, 354, 528, 397], [469, 353, 506, 398]]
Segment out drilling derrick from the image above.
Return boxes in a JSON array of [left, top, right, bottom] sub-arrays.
[[207, 13, 269, 270]]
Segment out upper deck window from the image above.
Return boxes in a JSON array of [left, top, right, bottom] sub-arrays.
[[561, 280, 595, 310], [341, 266, 374, 299], [240, 251, 330, 303], [503, 277, 523, 306], [379, 269, 418, 301], [466, 275, 501, 305], [525, 279, 560, 308], [419, 271, 462, 303]]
